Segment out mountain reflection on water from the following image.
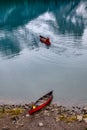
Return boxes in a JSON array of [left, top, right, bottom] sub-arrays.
[[0, 0, 87, 58], [0, 0, 87, 105]]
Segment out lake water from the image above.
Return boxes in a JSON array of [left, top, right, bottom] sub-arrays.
[[0, 0, 87, 105]]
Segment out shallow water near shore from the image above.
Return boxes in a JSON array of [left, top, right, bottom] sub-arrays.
[[0, 0, 87, 106]]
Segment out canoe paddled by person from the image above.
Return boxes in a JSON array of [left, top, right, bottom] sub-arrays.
[[40, 35, 51, 46]]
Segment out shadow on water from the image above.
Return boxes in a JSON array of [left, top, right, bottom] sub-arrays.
[[0, 0, 87, 58]]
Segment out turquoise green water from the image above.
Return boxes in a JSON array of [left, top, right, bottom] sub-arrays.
[[0, 0, 87, 105]]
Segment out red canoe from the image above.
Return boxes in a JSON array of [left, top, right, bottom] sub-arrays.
[[40, 35, 51, 45], [28, 91, 53, 115]]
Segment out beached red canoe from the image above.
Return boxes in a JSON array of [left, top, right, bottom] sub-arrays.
[[28, 91, 53, 115], [40, 35, 51, 45]]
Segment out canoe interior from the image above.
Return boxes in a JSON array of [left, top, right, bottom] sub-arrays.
[[35, 91, 53, 106], [40, 35, 46, 39], [28, 91, 53, 114]]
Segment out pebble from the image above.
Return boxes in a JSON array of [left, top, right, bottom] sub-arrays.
[[11, 115, 19, 121], [51, 109, 55, 112], [83, 118, 87, 123], [2, 128, 10, 130], [44, 110, 50, 116], [26, 114, 30, 117], [77, 115, 83, 122], [83, 107, 87, 111], [83, 107, 87, 114], [38, 122, 44, 127], [46, 106, 51, 110], [55, 116, 60, 122]]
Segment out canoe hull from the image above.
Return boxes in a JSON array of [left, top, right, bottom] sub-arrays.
[[28, 91, 53, 115]]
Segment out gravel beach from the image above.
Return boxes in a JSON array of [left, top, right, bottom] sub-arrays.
[[0, 103, 87, 130]]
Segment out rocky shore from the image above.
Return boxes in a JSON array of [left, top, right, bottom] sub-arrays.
[[0, 103, 87, 130]]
